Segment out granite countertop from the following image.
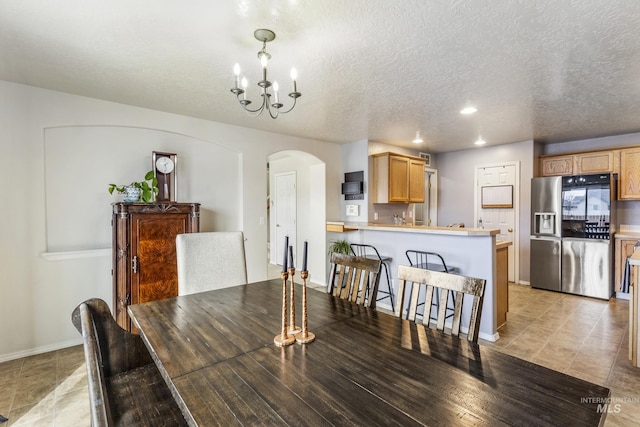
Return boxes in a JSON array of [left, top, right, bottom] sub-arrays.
[[327, 221, 499, 237]]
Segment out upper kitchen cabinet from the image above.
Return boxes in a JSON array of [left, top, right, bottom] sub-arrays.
[[539, 151, 615, 177], [371, 152, 425, 203], [540, 155, 574, 176], [574, 151, 615, 174], [619, 148, 640, 200]]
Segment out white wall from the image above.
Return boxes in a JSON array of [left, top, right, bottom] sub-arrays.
[[436, 140, 535, 283], [0, 80, 342, 361]]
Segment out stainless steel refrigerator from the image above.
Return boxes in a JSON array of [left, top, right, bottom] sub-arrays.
[[531, 176, 563, 293], [530, 174, 615, 300]]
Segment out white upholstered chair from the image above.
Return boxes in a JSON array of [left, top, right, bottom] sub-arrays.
[[176, 231, 248, 296]]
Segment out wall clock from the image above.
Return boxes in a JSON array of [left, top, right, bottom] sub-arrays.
[[152, 151, 177, 202]]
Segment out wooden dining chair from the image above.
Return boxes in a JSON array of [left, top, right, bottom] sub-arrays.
[[395, 265, 486, 342], [327, 253, 382, 308], [176, 231, 248, 296], [405, 249, 459, 320], [350, 243, 395, 311]]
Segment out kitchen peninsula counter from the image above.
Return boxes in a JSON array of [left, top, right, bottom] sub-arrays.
[[332, 221, 500, 236], [327, 221, 502, 341]]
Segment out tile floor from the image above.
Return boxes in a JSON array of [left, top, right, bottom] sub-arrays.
[[1, 283, 639, 426]]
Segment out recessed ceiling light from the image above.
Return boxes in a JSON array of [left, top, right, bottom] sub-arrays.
[[460, 106, 478, 115], [475, 137, 486, 145], [412, 131, 423, 144]]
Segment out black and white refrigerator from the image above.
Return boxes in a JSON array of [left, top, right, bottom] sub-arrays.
[[530, 173, 615, 300]]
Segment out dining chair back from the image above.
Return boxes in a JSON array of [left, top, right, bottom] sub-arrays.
[[328, 253, 382, 308], [349, 243, 395, 311], [404, 249, 460, 319], [396, 265, 486, 342], [176, 231, 248, 296]]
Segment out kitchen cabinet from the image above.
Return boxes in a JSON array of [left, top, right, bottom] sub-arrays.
[[629, 249, 640, 367], [371, 152, 425, 203], [539, 151, 615, 177], [112, 202, 200, 332], [619, 148, 640, 200], [496, 241, 511, 327], [574, 151, 615, 174], [540, 155, 574, 176], [614, 233, 640, 293]]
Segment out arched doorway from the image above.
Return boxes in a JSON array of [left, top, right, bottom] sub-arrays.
[[267, 150, 326, 283]]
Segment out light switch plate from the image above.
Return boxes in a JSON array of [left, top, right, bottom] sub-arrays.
[[346, 204, 359, 216]]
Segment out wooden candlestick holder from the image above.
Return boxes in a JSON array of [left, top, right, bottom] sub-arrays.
[[274, 271, 295, 347], [295, 270, 315, 344], [288, 268, 301, 334]]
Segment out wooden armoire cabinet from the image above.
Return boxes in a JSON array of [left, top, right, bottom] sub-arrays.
[[112, 202, 200, 331]]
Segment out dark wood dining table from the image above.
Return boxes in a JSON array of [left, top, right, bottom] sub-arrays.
[[128, 279, 610, 426]]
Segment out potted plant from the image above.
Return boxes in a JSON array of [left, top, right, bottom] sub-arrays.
[[108, 171, 159, 203], [328, 239, 352, 276], [328, 239, 352, 257]]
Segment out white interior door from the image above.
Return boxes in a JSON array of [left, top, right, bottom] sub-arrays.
[[271, 172, 297, 266], [475, 163, 519, 282]]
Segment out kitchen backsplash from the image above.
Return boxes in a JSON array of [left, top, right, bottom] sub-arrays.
[[371, 203, 413, 225]]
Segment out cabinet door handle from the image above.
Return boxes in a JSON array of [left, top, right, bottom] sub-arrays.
[[132, 256, 138, 274]]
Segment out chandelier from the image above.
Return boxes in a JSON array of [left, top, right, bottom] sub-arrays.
[[230, 29, 301, 119]]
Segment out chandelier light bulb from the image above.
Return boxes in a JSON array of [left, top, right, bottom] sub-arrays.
[[273, 81, 279, 103], [260, 54, 269, 68], [240, 76, 249, 100], [290, 67, 298, 80], [233, 63, 241, 89]]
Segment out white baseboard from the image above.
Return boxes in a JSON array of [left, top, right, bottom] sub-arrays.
[[0, 338, 83, 364], [616, 292, 630, 301]]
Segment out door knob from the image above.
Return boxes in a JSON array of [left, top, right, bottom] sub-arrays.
[[508, 228, 513, 232]]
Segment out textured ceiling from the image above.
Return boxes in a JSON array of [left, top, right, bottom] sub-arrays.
[[2, 0, 640, 153]]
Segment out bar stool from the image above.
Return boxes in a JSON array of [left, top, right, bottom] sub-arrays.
[[350, 244, 394, 312], [405, 250, 459, 320]]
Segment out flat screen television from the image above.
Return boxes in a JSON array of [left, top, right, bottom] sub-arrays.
[[341, 181, 363, 195]]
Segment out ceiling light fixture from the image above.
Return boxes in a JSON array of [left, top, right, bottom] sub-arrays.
[[475, 137, 486, 145], [412, 131, 424, 144], [460, 106, 478, 115], [231, 29, 301, 119]]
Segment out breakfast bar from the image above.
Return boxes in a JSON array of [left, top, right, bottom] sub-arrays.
[[328, 222, 501, 341]]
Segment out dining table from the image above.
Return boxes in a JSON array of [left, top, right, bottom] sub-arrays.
[[128, 279, 610, 426]]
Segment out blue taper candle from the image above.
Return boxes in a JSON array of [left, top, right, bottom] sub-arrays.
[[289, 245, 294, 269], [302, 240, 308, 271], [282, 235, 289, 272]]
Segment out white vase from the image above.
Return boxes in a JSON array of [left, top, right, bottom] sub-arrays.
[[123, 186, 142, 202]]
